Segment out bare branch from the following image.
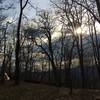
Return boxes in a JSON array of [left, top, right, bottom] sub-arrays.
[[73, 0, 100, 23], [22, 0, 29, 10], [0, 4, 14, 10]]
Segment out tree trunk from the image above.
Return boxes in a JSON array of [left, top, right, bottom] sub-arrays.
[[15, 9, 23, 85]]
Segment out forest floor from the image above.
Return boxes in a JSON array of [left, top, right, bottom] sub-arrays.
[[0, 82, 100, 100]]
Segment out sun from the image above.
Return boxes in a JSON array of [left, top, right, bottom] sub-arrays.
[[75, 25, 89, 35], [75, 27, 82, 34], [75, 27, 82, 35]]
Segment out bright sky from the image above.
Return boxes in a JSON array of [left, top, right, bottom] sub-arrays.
[[3, 0, 100, 40], [3, 0, 51, 19]]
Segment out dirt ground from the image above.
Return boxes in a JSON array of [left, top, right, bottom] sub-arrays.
[[0, 82, 100, 100]]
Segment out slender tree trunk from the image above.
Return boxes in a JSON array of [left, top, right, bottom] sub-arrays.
[[48, 37, 58, 85], [79, 34, 85, 88], [95, 0, 100, 17], [76, 34, 85, 88], [1, 23, 8, 84], [48, 60, 51, 83], [65, 41, 74, 94], [15, 9, 23, 85]]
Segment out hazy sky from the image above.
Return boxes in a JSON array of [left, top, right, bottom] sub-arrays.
[[3, 0, 51, 20]]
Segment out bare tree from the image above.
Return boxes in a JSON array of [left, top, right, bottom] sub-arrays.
[[74, 0, 100, 81], [51, 0, 86, 88], [31, 10, 60, 85], [73, 0, 100, 23], [0, 22, 9, 84], [15, 0, 29, 85]]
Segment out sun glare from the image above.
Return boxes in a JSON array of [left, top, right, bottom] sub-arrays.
[[52, 24, 62, 39], [75, 27, 82, 34], [95, 22, 100, 33], [75, 24, 89, 35]]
